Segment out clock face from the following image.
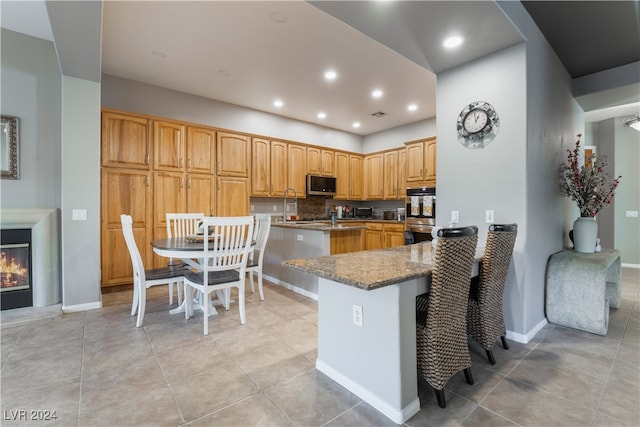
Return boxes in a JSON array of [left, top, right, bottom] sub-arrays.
[[456, 101, 500, 149], [463, 109, 489, 134]]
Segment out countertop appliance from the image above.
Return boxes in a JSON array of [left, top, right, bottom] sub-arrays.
[[354, 207, 373, 219], [306, 175, 336, 196], [405, 187, 436, 243]]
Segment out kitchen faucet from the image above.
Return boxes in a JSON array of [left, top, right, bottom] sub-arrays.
[[283, 187, 297, 223]]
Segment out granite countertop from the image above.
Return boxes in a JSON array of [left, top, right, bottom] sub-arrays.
[[282, 243, 484, 291]]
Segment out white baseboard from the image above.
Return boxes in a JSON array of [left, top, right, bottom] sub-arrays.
[[622, 263, 640, 269], [316, 359, 420, 424], [507, 318, 548, 344], [62, 301, 102, 313], [263, 274, 318, 301]]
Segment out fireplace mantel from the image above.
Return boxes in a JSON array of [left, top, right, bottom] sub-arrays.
[[1, 208, 61, 307]]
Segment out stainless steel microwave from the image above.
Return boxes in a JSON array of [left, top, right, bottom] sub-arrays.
[[306, 175, 336, 196]]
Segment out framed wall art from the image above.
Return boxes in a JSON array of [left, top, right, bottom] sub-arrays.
[[1, 115, 19, 179]]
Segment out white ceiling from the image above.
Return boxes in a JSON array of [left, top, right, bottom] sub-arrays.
[[1, 1, 637, 133]]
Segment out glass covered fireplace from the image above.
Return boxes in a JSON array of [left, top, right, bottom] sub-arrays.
[[0, 229, 32, 310]]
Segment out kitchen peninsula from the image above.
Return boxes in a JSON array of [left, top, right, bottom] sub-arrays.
[[282, 243, 483, 424], [264, 221, 366, 299]]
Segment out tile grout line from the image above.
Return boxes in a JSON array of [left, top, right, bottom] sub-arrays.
[[143, 323, 187, 426], [76, 312, 87, 427], [589, 298, 635, 426]]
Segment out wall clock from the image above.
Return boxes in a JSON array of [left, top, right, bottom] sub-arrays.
[[456, 101, 500, 149]]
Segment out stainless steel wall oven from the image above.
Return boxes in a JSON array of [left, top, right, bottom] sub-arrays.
[[405, 187, 436, 243]]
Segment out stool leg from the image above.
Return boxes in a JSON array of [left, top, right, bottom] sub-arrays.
[[464, 368, 474, 385], [435, 389, 446, 408], [501, 335, 510, 350], [486, 349, 496, 365]]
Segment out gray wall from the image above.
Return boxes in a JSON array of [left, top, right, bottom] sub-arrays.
[[613, 118, 640, 265], [101, 75, 363, 153], [363, 118, 436, 154], [60, 76, 102, 308], [0, 29, 61, 208], [434, 0, 584, 339]]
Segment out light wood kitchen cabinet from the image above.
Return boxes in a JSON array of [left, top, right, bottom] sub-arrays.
[[252, 139, 292, 197], [398, 149, 407, 197], [101, 111, 150, 169], [270, 141, 288, 195], [349, 154, 363, 200], [330, 228, 363, 255], [307, 147, 335, 176], [186, 126, 215, 174], [100, 168, 152, 286], [364, 153, 384, 200], [405, 137, 436, 187], [153, 120, 185, 171], [217, 132, 250, 177], [152, 172, 185, 267], [334, 151, 349, 200], [383, 149, 403, 200], [217, 176, 250, 216], [288, 143, 307, 197], [383, 223, 406, 248], [186, 174, 215, 216], [152, 172, 215, 267], [364, 222, 406, 250], [364, 222, 384, 250], [251, 138, 270, 196]]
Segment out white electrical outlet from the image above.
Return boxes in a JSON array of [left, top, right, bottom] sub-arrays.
[[352, 304, 363, 327], [451, 210, 459, 224], [297, 234, 303, 241], [626, 210, 639, 218], [485, 210, 495, 223], [272, 205, 278, 212]]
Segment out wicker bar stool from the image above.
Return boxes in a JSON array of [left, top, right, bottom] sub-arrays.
[[416, 225, 478, 408], [467, 223, 517, 365]]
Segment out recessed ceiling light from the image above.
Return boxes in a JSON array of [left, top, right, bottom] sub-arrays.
[[407, 104, 418, 111], [324, 70, 337, 80], [271, 11, 288, 24], [151, 49, 168, 59], [273, 100, 283, 108], [352, 122, 361, 128], [318, 112, 326, 119], [443, 36, 464, 49], [371, 89, 383, 98]]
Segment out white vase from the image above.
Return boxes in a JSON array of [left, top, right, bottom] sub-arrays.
[[573, 217, 598, 253]]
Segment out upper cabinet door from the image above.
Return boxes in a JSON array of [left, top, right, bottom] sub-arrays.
[[334, 151, 349, 200], [424, 139, 437, 183], [251, 138, 271, 196], [101, 111, 150, 169], [217, 132, 250, 177], [186, 126, 215, 174], [288, 144, 307, 197], [405, 141, 424, 183], [270, 141, 288, 195], [154, 121, 185, 171], [349, 154, 363, 200], [307, 147, 335, 176]]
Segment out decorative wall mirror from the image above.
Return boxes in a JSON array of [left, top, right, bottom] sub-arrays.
[[1, 115, 19, 179]]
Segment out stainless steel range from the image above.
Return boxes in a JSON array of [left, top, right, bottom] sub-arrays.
[[405, 187, 436, 243]]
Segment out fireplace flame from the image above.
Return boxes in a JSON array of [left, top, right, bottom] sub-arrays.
[[0, 252, 27, 287]]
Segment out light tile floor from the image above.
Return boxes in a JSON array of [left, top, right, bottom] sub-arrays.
[[1, 268, 638, 426]]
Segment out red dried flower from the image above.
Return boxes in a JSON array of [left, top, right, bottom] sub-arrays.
[[560, 135, 622, 217]]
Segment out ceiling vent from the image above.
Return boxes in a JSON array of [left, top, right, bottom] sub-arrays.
[[370, 111, 387, 118]]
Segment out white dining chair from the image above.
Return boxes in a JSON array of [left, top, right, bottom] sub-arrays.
[[183, 216, 254, 335], [246, 214, 271, 301], [121, 214, 187, 327], [165, 212, 204, 305]]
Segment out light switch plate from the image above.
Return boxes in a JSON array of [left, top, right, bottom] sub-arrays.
[[72, 209, 87, 221], [451, 210, 459, 224], [626, 210, 639, 218]]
